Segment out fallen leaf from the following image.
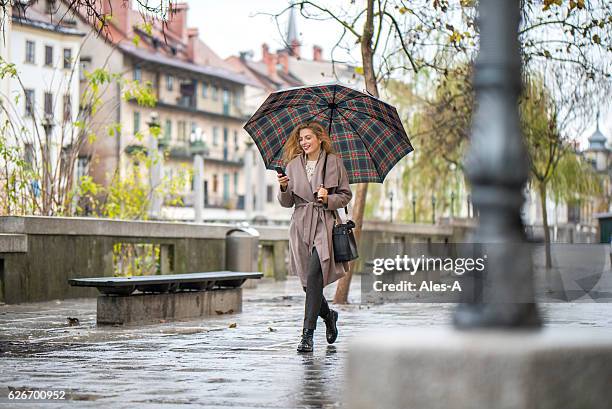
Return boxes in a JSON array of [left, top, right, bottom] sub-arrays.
[[67, 317, 80, 326]]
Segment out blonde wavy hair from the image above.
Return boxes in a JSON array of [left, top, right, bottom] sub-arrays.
[[281, 121, 335, 165]]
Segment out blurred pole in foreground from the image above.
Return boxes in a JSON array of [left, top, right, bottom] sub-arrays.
[[148, 112, 162, 220], [244, 140, 254, 220], [452, 0, 540, 327]]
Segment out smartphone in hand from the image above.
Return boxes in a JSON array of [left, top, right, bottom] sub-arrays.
[[275, 166, 286, 177]]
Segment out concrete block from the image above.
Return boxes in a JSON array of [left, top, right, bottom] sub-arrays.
[[346, 328, 612, 409], [242, 279, 258, 289], [97, 288, 242, 325]]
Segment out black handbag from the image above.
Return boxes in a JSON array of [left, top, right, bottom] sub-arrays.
[[321, 153, 359, 263]]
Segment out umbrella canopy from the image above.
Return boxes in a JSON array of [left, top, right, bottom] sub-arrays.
[[243, 82, 413, 184]]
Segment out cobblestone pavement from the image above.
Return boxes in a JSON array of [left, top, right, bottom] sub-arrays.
[[1, 276, 612, 408]]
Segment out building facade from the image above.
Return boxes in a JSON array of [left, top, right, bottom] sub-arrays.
[[44, 0, 257, 220], [0, 2, 84, 214]]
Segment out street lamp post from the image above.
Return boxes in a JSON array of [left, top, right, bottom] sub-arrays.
[[453, 0, 540, 328], [467, 193, 472, 218], [147, 112, 162, 219], [450, 191, 455, 218], [190, 127, 208, 223], [431, 194, 436, 225], [244, 140, 254, 220], [41, 114, 55, 213], [389, 190, 394, 223], [412, 193, 416, 223]]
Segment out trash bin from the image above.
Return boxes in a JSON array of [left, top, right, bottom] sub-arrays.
[[226, 226, 260, 273]]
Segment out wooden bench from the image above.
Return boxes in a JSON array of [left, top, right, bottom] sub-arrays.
[[68, 271, 263, 325]]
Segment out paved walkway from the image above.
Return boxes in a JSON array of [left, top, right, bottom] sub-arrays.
[[1, 276, 611, 408]]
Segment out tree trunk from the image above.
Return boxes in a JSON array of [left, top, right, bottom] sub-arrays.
[[334, 0, 376, 304], [538, 182, 552, 269], [333, 183, 368, 303]]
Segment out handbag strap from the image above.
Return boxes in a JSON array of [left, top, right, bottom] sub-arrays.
[[321, 152, 349, 219]]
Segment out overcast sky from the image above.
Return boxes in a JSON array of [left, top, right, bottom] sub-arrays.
[[184, 0, 355, 62]]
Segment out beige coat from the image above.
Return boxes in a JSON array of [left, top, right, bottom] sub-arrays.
[[278, 150, 353, 288]]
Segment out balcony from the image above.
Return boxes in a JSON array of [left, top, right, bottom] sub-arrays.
[[190, 140, 208, 156], [124, 143, 147, 156], [166, 140, 210, 159], [177, 95, 195, 109]]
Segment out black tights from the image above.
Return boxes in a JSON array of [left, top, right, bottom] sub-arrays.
[[302, 247, 331, 330]]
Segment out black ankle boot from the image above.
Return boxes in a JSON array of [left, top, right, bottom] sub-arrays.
[[323, 309, 338, 344], [297, 328, 314, 352]]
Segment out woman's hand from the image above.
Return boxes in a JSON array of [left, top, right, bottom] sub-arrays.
[[317, 185, 328, 204], [278, 173, 290, 191]]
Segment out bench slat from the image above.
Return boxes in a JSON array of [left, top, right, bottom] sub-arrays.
[[68, 271, 263, 288]]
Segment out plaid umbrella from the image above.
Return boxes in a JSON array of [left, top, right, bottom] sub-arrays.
[[243, 82, 414, 184]]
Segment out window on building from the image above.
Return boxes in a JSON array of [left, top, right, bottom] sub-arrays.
[[25, 40, 35, 64], [234, 90, 241, 108], [44, 45, 53, 66], [24, 143, 35, 166], [166, 74, 174, 91], [133, 65, 142, 81], [212, 85, 218, 100], [233, 130, 239, 151], [267, 185, 273, 203], [213, 126, 219, 146], [164, 119, 172, 140], [223, 173, 229, 201], [223, 127, 228, 160], [201, 81, 208, 98], [79, 57, 91, 81], [44, 92, 53, 116], [76, 157, 89, 180], [133, 111, 141, 134], [212, 174, 218, 193], [63, 48, 72, 69], [178, 120, 186, 142], [222, 89, 230, 115], [568, 201, 581, 224], [24, 89, 34, 116], [234, 172, 238, 194], [63, 94, 71, 122], [191, 122, 197, 140]]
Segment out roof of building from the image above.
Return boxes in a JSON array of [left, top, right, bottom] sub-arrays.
[[62, 1, 253, 86], [287, 56, 360, 86], [119, 42, 258, 87], [588, 112, 608, 150], [12, 5, 85, 36], [225, 55, 303, 92]]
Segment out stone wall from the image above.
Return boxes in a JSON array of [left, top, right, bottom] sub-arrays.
[[0, 216, 474, 304]]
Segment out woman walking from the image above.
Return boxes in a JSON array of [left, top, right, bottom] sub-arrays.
[[276, 121, 353, 353]]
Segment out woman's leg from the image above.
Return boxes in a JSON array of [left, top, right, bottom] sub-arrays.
[[302, 287, 331, 322], [302, 247, 328, 330]]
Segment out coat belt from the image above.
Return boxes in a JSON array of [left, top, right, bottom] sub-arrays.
[[294, 201, 332, 262]]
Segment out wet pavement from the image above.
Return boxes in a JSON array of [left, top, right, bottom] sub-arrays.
[[1, 276, 612, 408]]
